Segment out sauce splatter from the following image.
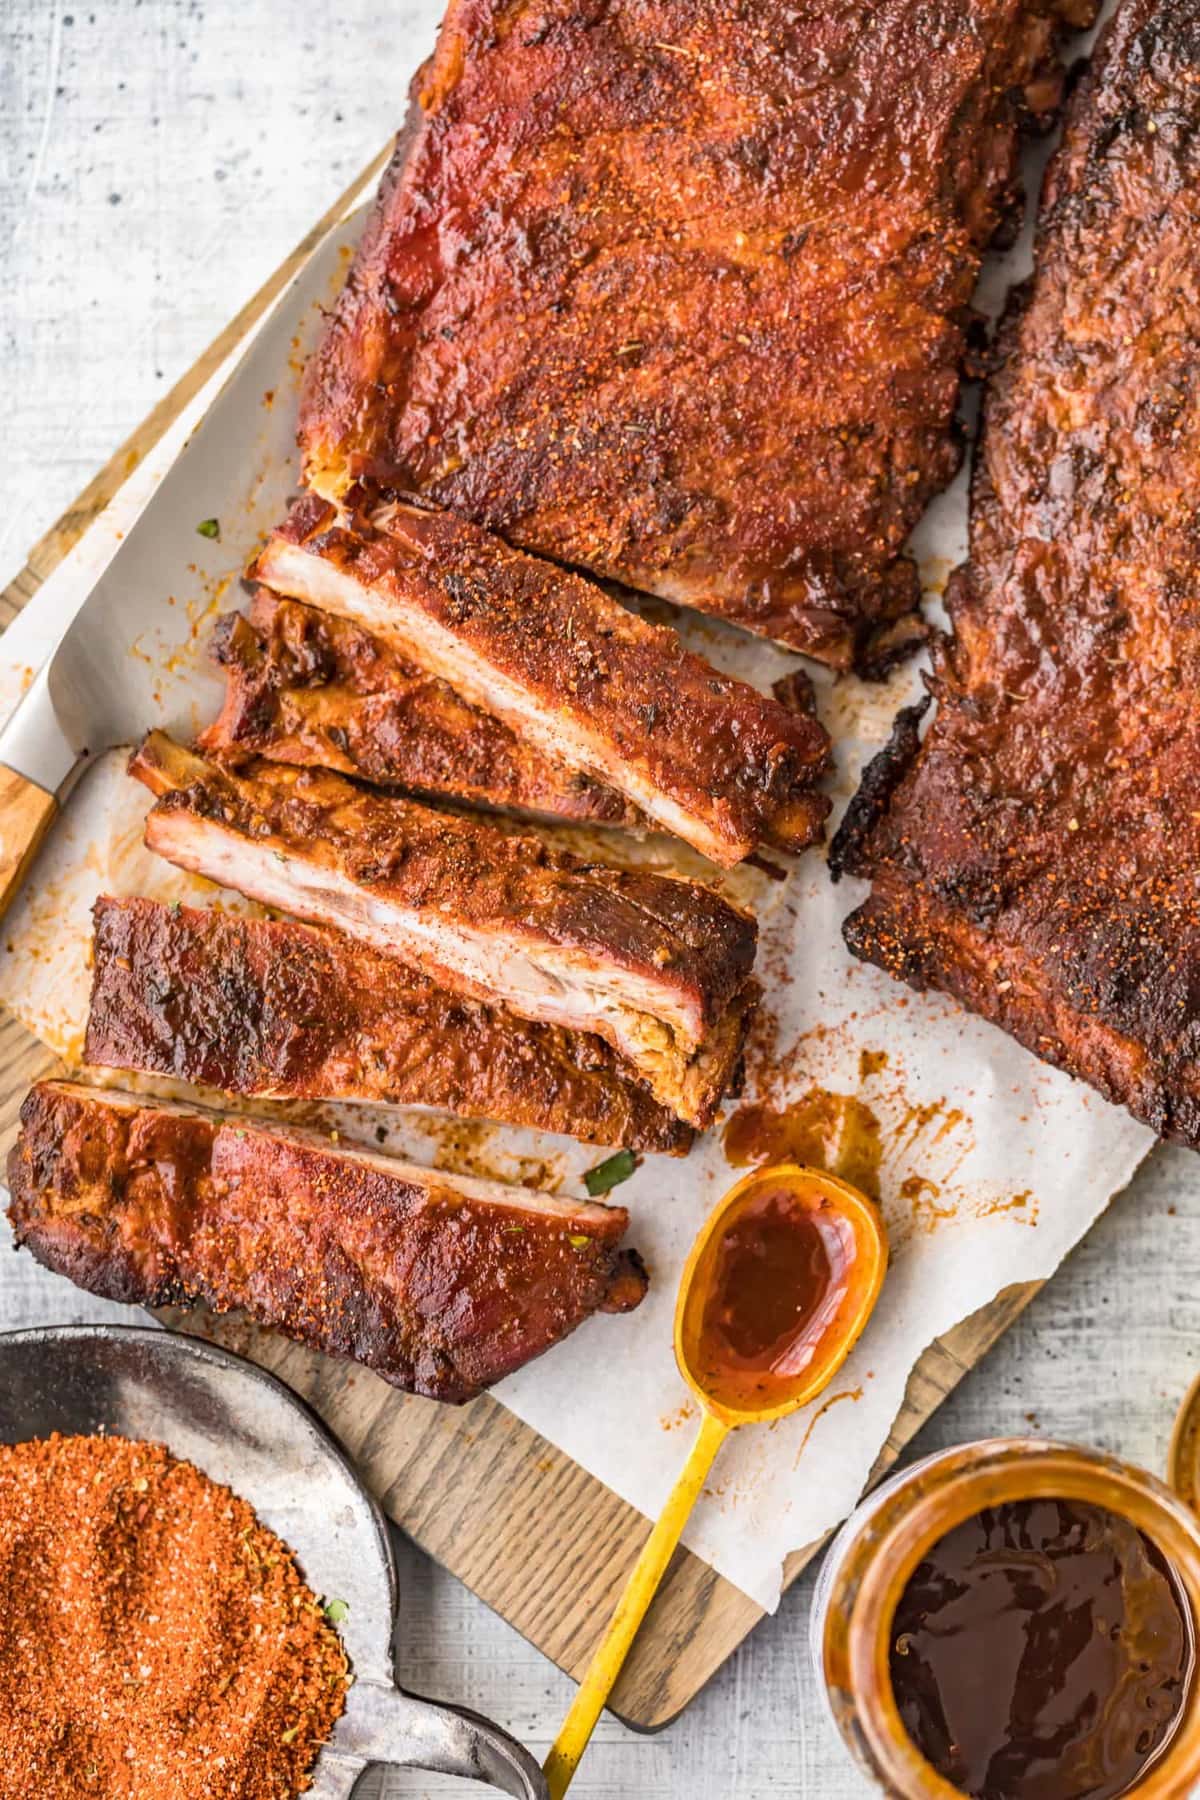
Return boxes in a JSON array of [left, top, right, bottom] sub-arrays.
[[978, 1187, 1037, 1225], [901, 1174, 956, 1234], [793, 1386, 864, 1467], [722, 1087, 882, 1200]]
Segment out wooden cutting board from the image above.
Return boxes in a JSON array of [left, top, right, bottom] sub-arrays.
[[0, 160, 1047, 1731]]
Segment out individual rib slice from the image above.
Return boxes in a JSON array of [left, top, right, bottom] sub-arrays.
[[834, 0, 1200, 1148], [252, 495, 831, 867], [200, 591, 640, 830], [6, 1081, 647, 1403], [298, 0, 1090, 671], [86, 896, 694, 1153], [129, 734, 757, 1126]]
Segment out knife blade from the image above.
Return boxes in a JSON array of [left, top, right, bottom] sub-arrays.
[[0, 170, 382, 925]]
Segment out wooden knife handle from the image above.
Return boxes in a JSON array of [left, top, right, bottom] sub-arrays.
[[0, 768, 57, 923]]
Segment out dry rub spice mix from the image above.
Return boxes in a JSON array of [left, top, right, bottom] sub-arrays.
[[0, 1433, 349, 1798]]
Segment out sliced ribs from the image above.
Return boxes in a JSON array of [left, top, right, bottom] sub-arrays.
[[835, 0, 1200, 1148], [201, 590, 640, 831], [7, 1081, 647, 1402], [86, 896, 695, 1153], [252, 494, 830, 867], [299, 0, 1092, 672], [129, 733, 757, 1126]]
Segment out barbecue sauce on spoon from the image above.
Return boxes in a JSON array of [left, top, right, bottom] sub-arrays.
[[889, 1498, 1194, 1800], [691, 1181, 859, 1413]]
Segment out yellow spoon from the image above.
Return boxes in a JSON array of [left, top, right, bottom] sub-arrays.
[[544, 1160, 888, 1798]]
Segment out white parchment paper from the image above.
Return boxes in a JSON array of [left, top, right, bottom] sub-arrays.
[[0, 14, 1152, 1609]]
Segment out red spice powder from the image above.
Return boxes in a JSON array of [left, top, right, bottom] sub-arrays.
[[0, 1433, 349, 1798]]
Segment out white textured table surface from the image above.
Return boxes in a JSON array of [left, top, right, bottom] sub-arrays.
[[4, 6, 1200, 1797]]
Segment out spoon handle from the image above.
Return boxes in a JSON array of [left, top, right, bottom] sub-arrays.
[[544, 1409, 730, 1799]]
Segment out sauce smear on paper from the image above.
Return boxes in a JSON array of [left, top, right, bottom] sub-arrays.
[[722, 1088, 882, 1199]]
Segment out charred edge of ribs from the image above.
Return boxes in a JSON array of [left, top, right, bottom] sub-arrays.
[[855, 612, 936, 684], [828, 700, 930, 883], [770, 668, 817, 720], [86, 896, 694, 1154], [843, 877, 1200, 1151], [840, 0, 1200, 1147], [128, 733, 758, 1123], [7, 1080, 648, 1404], [200, 591, 642, 831], [250, 494, 831, 867], [298, 1, 1093, 673]]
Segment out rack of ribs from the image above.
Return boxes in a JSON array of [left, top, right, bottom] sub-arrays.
[[86, 897, 698, 1153], [201, 591, 641, 831], [7, 1081, 648, 1402], [251, 494, 831, 866], [299, 0, 1094, 673], [129, 733, 757, 1127], [834, 0, 1200, 1148]]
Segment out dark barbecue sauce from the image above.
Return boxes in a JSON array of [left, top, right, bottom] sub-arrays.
[[694, 1185, 856, 1412], [889, 1498, 1194, 1800]]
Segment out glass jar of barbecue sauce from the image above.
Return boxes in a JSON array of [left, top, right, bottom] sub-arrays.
[[810, 1439, 1200, 1799]]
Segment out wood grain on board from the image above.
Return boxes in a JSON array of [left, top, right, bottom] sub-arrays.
[[0, 158, 1045, 1729]]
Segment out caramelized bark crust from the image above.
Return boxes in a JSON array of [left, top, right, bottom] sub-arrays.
[[836, 0, 1200, 1147], [201, 590, 639, 828], [255, 494, 831, 864], [300, 0, 1091, 669], [128, 734, 757, 1120], [86, 897, 693, 1153], [130, 733, 756, 1034], [7, 1081, 648, 1403]]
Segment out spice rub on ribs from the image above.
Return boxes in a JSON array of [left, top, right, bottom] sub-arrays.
[[129, 733, 757, 1126], [201, 590, 640, 831], [834, 0, 1200, 1149], [299, 0, 1092, 673], [8, 1081, 648, 1403], [86, 897, 695, 1153], [252, 494, 830, 868]]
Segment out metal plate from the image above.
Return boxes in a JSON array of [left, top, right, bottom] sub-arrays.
[[0, 1324, 398, 1680], [0, 1324, 546, 1799]]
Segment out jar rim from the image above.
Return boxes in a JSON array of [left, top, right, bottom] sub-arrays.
[[822, 1437, 1200, 1800]]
